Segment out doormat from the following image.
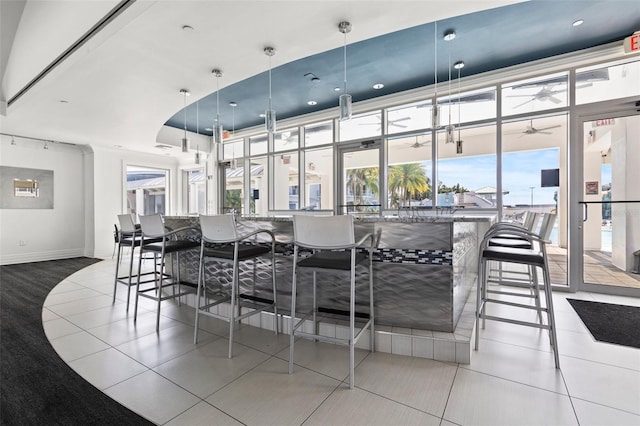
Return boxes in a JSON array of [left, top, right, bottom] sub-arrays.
[[567, 299, 640, 349]]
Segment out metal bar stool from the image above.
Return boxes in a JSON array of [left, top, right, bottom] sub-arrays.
[[112, 214, 163, 311], [133, 214, 200, 332], [289, 214, 375, 389], [193, 214, 279, 358], [475, 222, 560, 368]]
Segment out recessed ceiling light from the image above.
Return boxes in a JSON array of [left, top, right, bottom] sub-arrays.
[[572, 19, 584, 27], [259, 113, 266, 118], [334, 87, 341, 92], [307, 100, 317, 106], [205, 127, 213, 131], [182, 25, 194, 31], [443, 30, 456, 41], [373, 83, 384, 89], [229, 101, 237, 107], [454, 61, 465, 69]]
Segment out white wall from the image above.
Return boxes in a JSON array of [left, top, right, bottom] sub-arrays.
[[0, 135, 89, 264], [92, 145, 180, 259]]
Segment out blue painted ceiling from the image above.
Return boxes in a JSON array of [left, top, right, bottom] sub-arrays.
[[165, 1, 640, 136]]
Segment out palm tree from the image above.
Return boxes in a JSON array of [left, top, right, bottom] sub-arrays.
[[388, 163, 429, 208], [345, 167, 379, 211]]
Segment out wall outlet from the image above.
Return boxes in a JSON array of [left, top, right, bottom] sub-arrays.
[[19, 240, 26, 246]]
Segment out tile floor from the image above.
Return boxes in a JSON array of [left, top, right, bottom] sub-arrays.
[[42, 259, 640, 425]]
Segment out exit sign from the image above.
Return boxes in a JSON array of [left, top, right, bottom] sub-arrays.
[[624, 31, 640, 54]]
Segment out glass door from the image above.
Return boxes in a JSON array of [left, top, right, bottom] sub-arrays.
[[573, 106, 640, 295], [337, 140, 381, 215]]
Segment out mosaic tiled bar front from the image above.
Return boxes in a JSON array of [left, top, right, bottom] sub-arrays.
[[164, 215, 493, 333]]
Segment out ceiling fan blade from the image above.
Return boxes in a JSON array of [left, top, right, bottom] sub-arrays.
[[513, 98, 535, 109], [536, 131, 553, 135], [548, 96, 562, 104], [537, 124, 562, 131], [393, 123, 409, 129], [392, 117, 411, 123]]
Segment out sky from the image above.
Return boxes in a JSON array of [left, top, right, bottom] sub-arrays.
[[436, 148, 560, 206]]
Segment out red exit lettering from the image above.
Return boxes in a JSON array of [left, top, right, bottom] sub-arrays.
[[624, 32, 640, 54]]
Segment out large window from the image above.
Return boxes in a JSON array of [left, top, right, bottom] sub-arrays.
[[303, 147, 333, 210], [576, 59, 640, 104], [272, 152, 299, 210], [184, 168, 205, 215], [126, 166, 168, 216], [386, 134, 431, 209], [339, 110, 381, 141], [502, 73, 568, 116], [436, 124, 497, 208]]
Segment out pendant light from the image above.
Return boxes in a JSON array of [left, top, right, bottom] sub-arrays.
[[195, 101, 201, 164], [180, 89, 190, 152], [264, 47, 276, 133], [338, 21, 352, 121], [432, 22, 440, 129], [454, 61, 465, 155], [212, 69, 224, 145]]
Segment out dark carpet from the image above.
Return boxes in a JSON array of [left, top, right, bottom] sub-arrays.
[[567, 298, 640, 349], [0, 258, 153, 426]]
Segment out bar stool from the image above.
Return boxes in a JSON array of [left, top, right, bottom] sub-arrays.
[[112, 214, 161, 310], [193, 214, 279, 358], [475, 222, 560, 368], [289, 214, 375, 389], [133, 214, 200, 332]]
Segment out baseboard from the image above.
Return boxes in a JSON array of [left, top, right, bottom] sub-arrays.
[[0, 249, 87, 265]]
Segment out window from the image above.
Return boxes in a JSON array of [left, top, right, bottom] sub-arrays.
[[274, 128, 299, 151], [502, 73, 568, 116], [304, 121, 333, 147], [249, 157, 267, 215], [126, 166, 168, 216], [436, 124, 496, 208], [387, 134, 431, 209], [387, 100, 432, 134], [272, 152, 299, 210], [185, 168, 205, 214], [250, 134, 268, 156], [223, 139, 243, 161], [303, 147, 333, 210], [339, 110, 381, 141], [576, 59, 640, 104], [437, 87, 496, 123]]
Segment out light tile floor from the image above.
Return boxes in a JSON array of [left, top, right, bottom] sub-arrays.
[[42, 259, 640, 425]]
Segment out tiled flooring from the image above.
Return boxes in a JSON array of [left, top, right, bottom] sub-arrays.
[[42, 259, 640, 425]]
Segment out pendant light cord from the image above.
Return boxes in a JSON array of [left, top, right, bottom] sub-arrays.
[[268, 54, 273, 110], [343, 31, 348, 93], [183, 92, 187, 138], [457, 67, 462, 140]]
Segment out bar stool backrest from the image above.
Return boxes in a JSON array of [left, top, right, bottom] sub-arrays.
[[538, 213, 557, 241], [293, 214, 355, 249], [200, 214, 238, 243], [118, 214, 137, 234], [138, 214, 165, 237]]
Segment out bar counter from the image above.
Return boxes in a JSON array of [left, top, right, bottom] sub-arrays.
[[164, 214, 494, 333]]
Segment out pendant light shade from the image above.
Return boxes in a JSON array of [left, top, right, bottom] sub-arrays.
[[264, 47, 276, 133], [212, 69, 224, 145], [180, 88, 190, 152], [338, 21, 352, 121]]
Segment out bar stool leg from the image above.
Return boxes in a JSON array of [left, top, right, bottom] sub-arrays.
[[289, 246, 298, 375]]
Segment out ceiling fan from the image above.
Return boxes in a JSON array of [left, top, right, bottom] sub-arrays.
[[508, 85, 567, 109], [510, 120, 561, 136], [399, 135, 430, 149]]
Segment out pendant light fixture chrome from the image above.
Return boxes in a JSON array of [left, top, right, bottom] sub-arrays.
[[338, 21, 352, 121], [264, 47, 276, 133], [180, 88, 190, 152], [212, 69, 224, 145]]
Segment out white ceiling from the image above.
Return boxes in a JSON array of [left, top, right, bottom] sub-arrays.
[[0, 0, 523, 156]]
